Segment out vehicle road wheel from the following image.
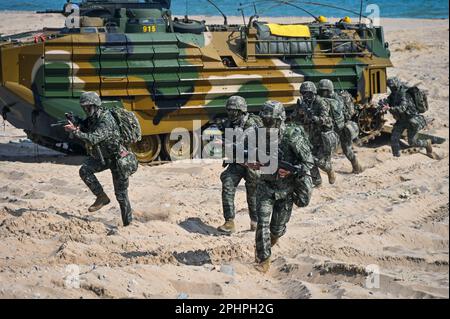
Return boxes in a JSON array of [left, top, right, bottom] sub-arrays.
[[131, 135, 162, 163], [162, 132, 200, 161]]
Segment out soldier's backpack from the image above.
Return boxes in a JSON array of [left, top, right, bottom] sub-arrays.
[[337, 90, 356, 120], [109, 107, 142, 147], [407, 86, 429, 114]]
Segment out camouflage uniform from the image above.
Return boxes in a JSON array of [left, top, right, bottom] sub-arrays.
[[256, 101, 314, 264], [329, 91, 356, 159], [72, 92, 136, 226], [219, 96, 263, 229], [293, 83, 335, 186], [319, 79, 362, 173], [387, 78, 429, 157]]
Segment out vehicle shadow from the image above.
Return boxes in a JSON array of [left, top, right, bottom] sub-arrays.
[[0, 139, 85, 166]]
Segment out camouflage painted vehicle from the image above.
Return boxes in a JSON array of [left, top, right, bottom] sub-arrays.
[[0, 0, 393, 162]]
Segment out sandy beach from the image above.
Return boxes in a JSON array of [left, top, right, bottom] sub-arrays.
[[0, 12, 448, 299]]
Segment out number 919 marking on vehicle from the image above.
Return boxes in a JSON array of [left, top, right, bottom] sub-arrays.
[[143, 25, 157, 33]]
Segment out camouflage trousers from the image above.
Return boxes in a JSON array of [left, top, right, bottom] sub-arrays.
[[255, 184, 294, 262], [220, 163, 258, 222], [310, 145, 333, 186], [391, 118, 428, 155], [338, 128, 357, 163], [79, 157, 132, 226]]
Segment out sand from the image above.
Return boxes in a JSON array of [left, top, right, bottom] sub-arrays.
[[0, 12, 448, 299]]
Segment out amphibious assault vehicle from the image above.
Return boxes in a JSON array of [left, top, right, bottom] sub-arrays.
[[0, 0, 393, 162]]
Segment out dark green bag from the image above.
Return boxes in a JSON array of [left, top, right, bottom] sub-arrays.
[[407, 86, 428, 114], [116, 151, 139, 179], [293, 175, 313, 208]]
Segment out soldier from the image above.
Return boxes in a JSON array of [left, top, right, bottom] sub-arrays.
[[255, 101, 314, 273], [217, 96, 263, 234], [318, 79, 363, 174], [383, 77, 434, 158], [64, 92, 137, 227], [293, 81, 337, 187]]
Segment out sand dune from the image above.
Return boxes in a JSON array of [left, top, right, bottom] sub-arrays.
[[0, 12, 448, 299]]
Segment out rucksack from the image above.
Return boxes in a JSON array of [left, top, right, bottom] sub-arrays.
[[109, 107, 142, 146], [337, 90, 356, 120], [407, 86, 429, 114]]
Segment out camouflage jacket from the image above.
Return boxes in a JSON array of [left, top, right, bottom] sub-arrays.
[[327, 94, 346, 131], [222, 113, 263, 156], [333, 90, 356, 121], [73, 108, 123, 161], [222, 113, 263, 131], [260, 123, 314, 199], [387, 87, 418, 121], [292, 96, 333, 145]]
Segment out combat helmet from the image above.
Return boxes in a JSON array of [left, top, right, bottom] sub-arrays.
[[259, 100, 286, 122], [226, 96, 248, 113], [318, 79, 335, 93], [80, 91, 102, 107], [300, 81, 318, 95], [387, 77, 402, 90]]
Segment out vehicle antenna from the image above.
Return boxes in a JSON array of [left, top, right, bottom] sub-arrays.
[[359, 0, 364, 24], [238, 5, 247, 25], [206, 0, 228, 25]]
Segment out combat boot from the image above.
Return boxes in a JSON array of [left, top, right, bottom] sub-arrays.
[[88, 192, 111, 212], [270, 234, 280, 247], [218, 220, 236, 234], [392, 146, 401, 157], [122, 210, 133, 227], [250, 220, 257, 232], [254, 258, 271, 274], [425, 140, 436, 159], [351, 159, 364, 174], [327, 170, 336, 185]]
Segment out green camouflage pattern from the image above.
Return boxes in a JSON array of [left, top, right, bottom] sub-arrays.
[[0, 1, 393, 162], [387, 85, 429, 155], [77, 106, 137, 226], [221, 112, 263, 222], [256, 122, 314, 262]]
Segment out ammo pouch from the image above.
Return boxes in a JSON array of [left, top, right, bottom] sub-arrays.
[[344, 121, 360, 141], [409, 115, 427, 131], [116, 151, 139, 179], [293, 175, 313, 208], [321, 130, 340, 155]]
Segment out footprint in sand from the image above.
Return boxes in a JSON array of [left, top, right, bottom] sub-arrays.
[[0, 185, 24, 197], [22, 190, 46, 200], [48, 178, 69, 187]]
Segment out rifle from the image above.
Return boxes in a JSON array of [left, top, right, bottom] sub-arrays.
[[51, 113, 106, 165], [295, 99, 314, 125], [375, 98, 390, 116], [226, 142, 311, 178], [275, 148, 312, 177], [51, 112, 78, 127]]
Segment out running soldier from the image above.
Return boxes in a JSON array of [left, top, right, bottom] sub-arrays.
[[254, 100, 314, 273], [382, 77, 435, 158], [318, 79, 363, 174], [292, 81, 337, 186], [64, 92, 138, 227], [217, 96, 263, 233]]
